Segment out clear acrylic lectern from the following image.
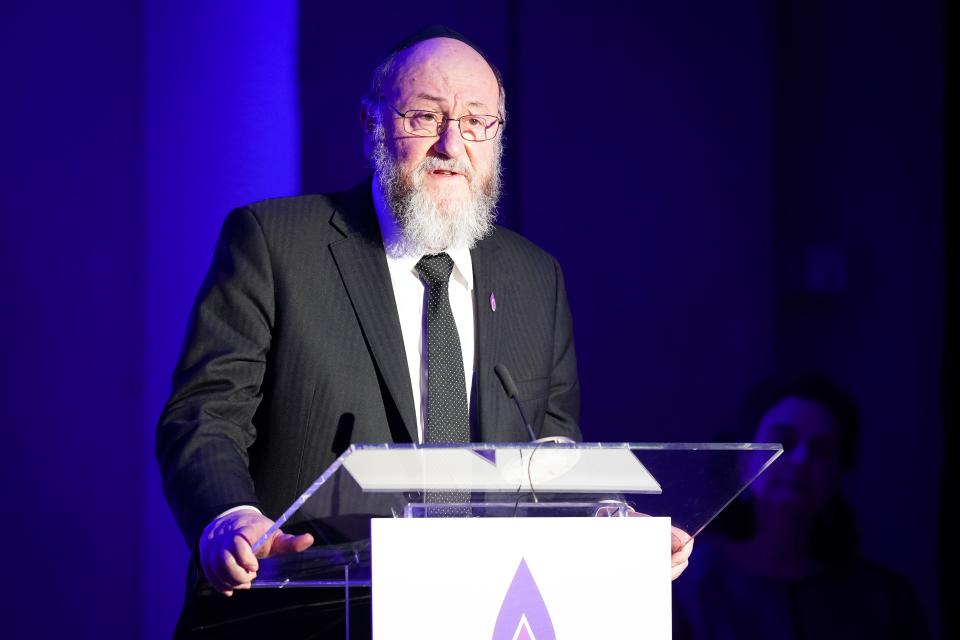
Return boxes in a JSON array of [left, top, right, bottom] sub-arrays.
[[250, 442, 781, 589]]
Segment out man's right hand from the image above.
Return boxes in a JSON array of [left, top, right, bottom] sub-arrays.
[[199, 508, 314, 596]]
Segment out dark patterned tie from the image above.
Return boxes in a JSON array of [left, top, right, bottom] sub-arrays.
[[415, 253, 471, 515], [415, 253, 470, 444]]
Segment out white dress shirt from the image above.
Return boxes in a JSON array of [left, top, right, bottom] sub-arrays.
[[372, 177, 476, 444]]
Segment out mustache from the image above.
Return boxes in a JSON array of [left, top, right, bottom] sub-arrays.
[[415, 155, 476, 182]]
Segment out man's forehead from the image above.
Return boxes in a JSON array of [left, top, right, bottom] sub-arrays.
[[386, 38, 499, 105]]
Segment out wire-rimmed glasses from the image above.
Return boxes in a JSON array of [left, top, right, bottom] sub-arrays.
[[386, 104, 501, 142]]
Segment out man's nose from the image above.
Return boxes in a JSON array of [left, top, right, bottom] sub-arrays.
[[432, 119, 466, 158]]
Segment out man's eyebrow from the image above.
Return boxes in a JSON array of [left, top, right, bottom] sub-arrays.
[[465, 100, 492, 111]]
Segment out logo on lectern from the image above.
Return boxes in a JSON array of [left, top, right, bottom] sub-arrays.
[[492, 558, 556, 640]]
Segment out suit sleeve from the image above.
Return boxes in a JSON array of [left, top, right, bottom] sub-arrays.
[[540, 258, 582, 440], [155, 207, 274, 548]]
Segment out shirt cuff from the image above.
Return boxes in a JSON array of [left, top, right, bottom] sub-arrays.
[[214, 504, 263, 521]]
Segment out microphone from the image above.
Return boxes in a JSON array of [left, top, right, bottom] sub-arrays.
[[495, 364, 577, 445], [494, 364, 538, 441]]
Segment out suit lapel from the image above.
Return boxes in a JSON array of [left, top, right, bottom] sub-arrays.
[[472, 232, 509, 442], [328, 183, 418, 443]]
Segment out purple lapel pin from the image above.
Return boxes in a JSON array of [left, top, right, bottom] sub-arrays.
[[490, 291, 497, 312]]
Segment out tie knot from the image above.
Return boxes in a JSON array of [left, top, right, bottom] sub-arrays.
[[415, 252, 455, 287]]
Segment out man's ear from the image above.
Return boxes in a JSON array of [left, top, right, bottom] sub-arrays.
[[360, 103, 377, 161], [360, 102, 375, 134]]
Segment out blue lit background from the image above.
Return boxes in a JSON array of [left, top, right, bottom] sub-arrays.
[[1, 1, 948, 637]]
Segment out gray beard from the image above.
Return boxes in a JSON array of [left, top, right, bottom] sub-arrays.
[[371, 123, 501, 257]]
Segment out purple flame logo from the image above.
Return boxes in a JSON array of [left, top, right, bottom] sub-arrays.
[[492, 558, 556, 640]]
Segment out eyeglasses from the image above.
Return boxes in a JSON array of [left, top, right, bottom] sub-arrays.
[[386, 104, 502, 142]]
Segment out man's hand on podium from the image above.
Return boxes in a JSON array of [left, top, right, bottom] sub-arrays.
[[669, 527, 693, 581], [199, 508, 314, 596]]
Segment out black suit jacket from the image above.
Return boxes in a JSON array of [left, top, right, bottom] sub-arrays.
[[156, 180, 580, 548]]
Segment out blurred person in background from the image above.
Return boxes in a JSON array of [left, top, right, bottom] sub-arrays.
[[673, 374, 927, 639]]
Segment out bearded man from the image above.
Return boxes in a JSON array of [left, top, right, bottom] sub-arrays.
[[156, 27, 587, 637]]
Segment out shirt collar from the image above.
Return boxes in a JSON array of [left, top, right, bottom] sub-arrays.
[[372, 176, 474, 291]]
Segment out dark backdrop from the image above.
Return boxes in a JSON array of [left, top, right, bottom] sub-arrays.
[[1, 1, 950, 637]]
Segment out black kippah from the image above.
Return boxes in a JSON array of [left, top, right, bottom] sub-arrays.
[[390, 24, 488, 59]]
